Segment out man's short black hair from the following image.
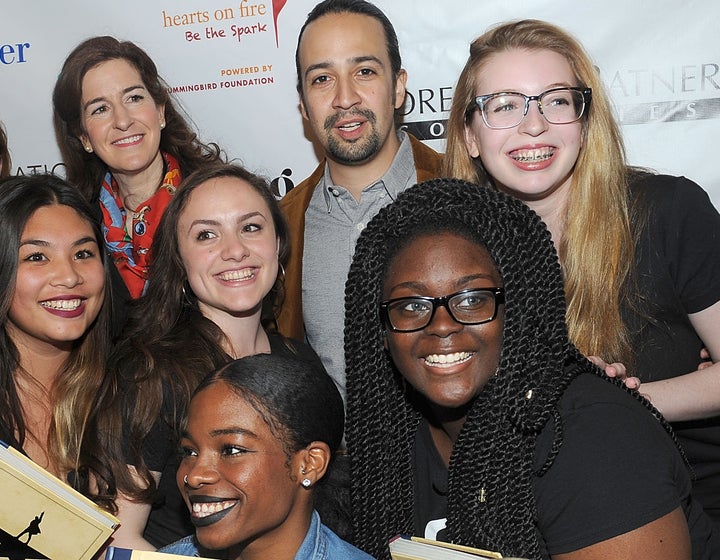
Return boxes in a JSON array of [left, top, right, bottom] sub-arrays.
[[294, 0, 402, 96]]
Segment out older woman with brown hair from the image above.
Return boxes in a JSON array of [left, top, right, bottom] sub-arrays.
[[53, 36, 224, 333]]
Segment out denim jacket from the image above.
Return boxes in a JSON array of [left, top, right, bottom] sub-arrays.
[[159, 510, 375, 559]]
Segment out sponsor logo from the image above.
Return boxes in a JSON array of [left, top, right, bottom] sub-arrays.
[[161, 1, 287, 47], [607, 62, 720, 125], [400, 86, 454, 141], [168, 72, 275, 94], [616, 98, 720, 125], [12, 163, 66, 176], [0, 41, 30, 64], [270, 167, 294, 198], [160, 2, 287, 92], [271, 0, 288, 48]]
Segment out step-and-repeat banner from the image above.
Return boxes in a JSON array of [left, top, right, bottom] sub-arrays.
[[2, 0, 718, 204]]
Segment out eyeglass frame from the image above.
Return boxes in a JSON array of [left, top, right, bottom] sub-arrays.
[[470, 86, 592, 129], [379, 287, 505, 333]]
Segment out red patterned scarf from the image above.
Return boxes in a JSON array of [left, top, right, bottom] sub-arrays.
[[99, 152, 182, 298]]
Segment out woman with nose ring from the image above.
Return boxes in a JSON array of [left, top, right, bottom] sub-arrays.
[[160, 353, 372, 560]]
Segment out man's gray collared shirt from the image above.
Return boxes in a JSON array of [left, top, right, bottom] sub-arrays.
[[302, 132, 417, 403]]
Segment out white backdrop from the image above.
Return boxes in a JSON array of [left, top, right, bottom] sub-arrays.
[[2, 0, 718, 205]]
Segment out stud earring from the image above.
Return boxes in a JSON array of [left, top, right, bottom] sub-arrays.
[[301, 478, 312, 488], [160, 121, 166, 129], [84, 144, 93, 153]]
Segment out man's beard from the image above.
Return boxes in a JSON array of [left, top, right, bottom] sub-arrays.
[[324, 108, 381, 165]]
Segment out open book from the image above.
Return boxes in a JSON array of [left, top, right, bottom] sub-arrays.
[[389, 535, 528, 560], [0, 441, 119, 560]]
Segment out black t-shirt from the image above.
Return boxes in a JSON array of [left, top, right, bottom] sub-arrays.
[[413, 374, 720, 558], [624, 172, 720, 523], [413, 413, 448, 542], [626, 172, 720, 379], [136, 333, 325, 548]]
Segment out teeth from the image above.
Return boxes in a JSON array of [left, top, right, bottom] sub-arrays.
[[513, 148, 553, 162], [338, 122, 361, 131], [114, 135, 142, 145], [41, 299, 82, 310], [218, 269, 254, 281], [424, 352, 472, 365], [191, 500, 235, 517]]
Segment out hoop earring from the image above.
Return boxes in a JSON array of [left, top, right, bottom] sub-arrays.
[[182, 285, 194, 306], [277, 262, 286, 283]]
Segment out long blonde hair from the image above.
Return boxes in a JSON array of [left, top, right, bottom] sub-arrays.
[[443, 19, 633, 363]]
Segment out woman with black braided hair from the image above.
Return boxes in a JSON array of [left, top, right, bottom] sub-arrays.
[[343, 178, 719, 560]]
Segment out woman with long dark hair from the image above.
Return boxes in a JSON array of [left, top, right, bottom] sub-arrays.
[[96, 163, 324, 550], [0, 174, 112, 509], [344, 178, 719, 559]]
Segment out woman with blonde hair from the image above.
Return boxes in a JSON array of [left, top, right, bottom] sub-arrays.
[[443, 19, 720, 526]]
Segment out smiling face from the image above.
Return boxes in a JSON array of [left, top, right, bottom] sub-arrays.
[[298, 11, 406, 169], [177, 381, 307, 554], [7, 205, 105, 353], [177, 176, 279, 326], [382, 232, 504, 410], [79, 58, 165, 186], [464, 48, 583, 207]]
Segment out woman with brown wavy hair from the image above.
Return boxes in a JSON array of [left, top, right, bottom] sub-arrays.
[[53, 36, 225, 333], [93, 163, 325, 551]]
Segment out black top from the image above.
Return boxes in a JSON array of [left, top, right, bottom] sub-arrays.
[[624, 172, 720, 523], [90, 195, 132, 340], [413, 373, 720, 558]]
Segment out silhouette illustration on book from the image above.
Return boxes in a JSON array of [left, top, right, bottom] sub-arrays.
[[16, 512, 44, 545]]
